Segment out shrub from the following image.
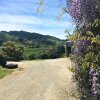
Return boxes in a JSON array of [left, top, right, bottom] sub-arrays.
[[39, 53, 48, 59], [29, 54, 36, 60], [48, 45, 65, 59], [0, 51, 7, 67], [2, 41, 24, 61], [48, 51, 58, 59]]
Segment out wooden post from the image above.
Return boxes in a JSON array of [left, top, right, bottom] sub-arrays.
[[65, 41, 73, 57]]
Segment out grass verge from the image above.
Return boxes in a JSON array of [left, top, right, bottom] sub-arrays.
[[0, 69, 13, 79]]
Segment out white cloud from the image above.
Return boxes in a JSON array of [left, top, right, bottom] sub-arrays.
[[0, 0, 74, 39], [0, 14, 72, 27], [0, 14, 74, 39], [0, 15, 72, 28]]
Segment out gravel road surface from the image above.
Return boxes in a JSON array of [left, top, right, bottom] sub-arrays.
[[0, 58, 77, 100]]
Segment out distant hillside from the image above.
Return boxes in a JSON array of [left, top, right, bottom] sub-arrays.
[[0, 31, 66, 60], [0, 31, 64, 47]]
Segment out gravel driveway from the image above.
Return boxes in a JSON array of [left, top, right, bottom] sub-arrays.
[[0, 58, 77, 100]]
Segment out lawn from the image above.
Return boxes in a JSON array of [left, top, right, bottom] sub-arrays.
[[0, 69, 13, 79], [23, 47, 53, 59]]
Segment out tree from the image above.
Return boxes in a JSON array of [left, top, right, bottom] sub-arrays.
[[48, 44, 65, 59], [2, 41, 24, 61]]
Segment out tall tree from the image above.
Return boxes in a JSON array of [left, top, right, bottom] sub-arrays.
[[2, 41, 24, 61]]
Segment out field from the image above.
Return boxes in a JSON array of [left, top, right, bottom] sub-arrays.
[[23, 47, 53, 59]]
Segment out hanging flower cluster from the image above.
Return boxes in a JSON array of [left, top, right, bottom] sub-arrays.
[[66, 0, 100, 24]]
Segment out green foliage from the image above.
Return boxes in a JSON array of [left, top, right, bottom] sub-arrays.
[[0, 31, 63, 48], [39, 53, 48, 59], [28, 54, 36, 60], [0, 51, 7, 67], [67, 29, 80, 43], [48, 44, 65, 59], [69, 19, 100, 99], [23, 48, 48, 60], [2, 41, 24, 61], [0, 31, 65, 60], [24, 44, 65, 60]]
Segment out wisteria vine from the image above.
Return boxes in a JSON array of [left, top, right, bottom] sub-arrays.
[[66, 0, 100, 99], [66, 0, 100, 25]]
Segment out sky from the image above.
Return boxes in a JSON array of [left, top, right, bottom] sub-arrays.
[[0, 0, 75, 39]]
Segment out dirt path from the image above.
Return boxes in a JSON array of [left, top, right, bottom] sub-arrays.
[[0, 58, 77, 100]]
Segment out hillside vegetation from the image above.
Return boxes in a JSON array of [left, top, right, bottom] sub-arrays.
[[0, 31, 65, 61], [0, 31, 61, 47]]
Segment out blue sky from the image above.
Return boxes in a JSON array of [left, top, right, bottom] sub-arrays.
[[0, 0, 74, 39]]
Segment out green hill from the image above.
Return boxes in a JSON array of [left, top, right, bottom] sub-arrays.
[[0, 31, 63, 48]]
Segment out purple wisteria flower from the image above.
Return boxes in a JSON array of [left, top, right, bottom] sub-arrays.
[[66, 0, 100, 24]]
